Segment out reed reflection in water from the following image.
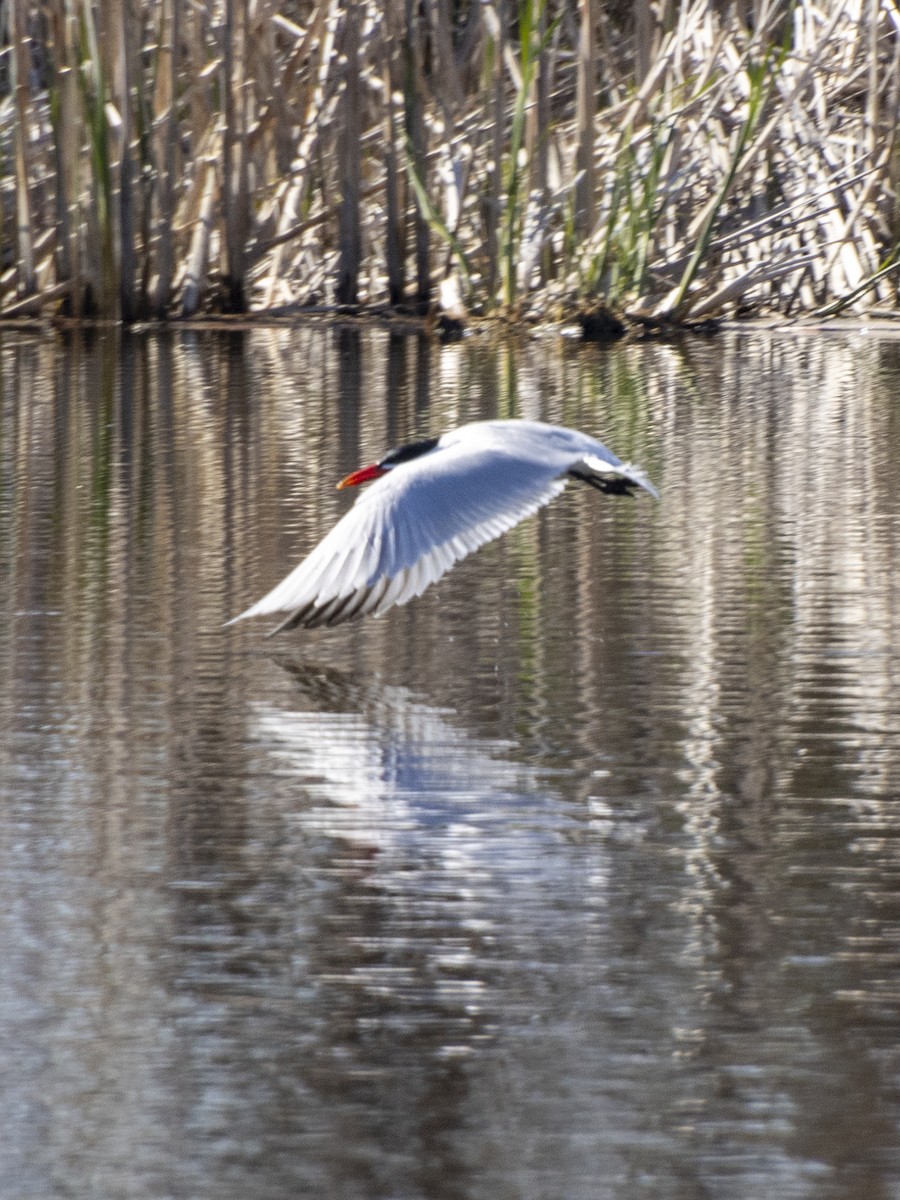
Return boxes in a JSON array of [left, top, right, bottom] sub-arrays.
[[1, 326, 900, 1200]]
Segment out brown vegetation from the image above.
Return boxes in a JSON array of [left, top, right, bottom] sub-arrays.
[[2, 1, 899, 323]]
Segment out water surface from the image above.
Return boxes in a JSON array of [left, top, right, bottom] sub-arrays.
[[2, 325, 900, 1200]]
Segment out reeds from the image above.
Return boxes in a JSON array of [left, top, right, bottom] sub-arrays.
[[3, 0, 899, 321]]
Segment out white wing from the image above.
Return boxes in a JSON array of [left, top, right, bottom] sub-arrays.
[[230, 421, 657, 633]]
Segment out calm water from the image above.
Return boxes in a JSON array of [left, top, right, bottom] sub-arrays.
[[2, 324, 900, 1200]]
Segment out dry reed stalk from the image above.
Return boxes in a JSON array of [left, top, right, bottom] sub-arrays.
[[47, 1, 81, 314], [382, 6, 406, 306], [181, 155, 218, 317], [574, 0, 596, 240], [221, 0, 248, 311], [245, 1, 277, 183], [336, 2, 362, 305], [867, 2, 891, 155], [108, 0, 138, 321], [153, 0, 181, 316], [426, 0, 464, 114], [9, 0, 36, 297], [634, 0, 658, 84], [528, 1, 550, 199], [1, 278, 75, 317], [482, 2, 505, 299], [77, 0, 116, 313], [520, 0, 554, 291], [405, 0, 430, 309], [421, 0, 472, 308]]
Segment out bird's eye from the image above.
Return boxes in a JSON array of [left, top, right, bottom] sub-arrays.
[[379, 437, 440, 468]]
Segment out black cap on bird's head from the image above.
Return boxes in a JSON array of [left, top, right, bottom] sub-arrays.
[[337, 436, 440, 489]]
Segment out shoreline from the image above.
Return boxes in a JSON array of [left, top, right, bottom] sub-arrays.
[[2, 309, 900, 341]]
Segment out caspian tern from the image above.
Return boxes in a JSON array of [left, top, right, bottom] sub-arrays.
[[231, 419, 658, 633]]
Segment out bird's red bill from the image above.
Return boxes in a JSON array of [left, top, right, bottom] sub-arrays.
[[337, 463, 387, 490]]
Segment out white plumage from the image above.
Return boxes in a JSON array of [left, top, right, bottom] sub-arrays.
[[230, 419, 658, 633]]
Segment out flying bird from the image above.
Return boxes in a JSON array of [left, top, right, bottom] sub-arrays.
[[230, 419, 658, 634]]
